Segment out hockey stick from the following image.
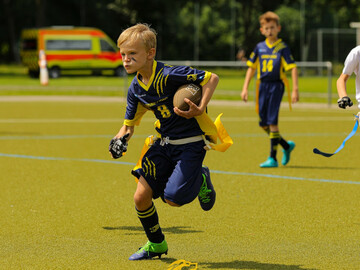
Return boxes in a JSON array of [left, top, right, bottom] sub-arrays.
[[313, 114, 359, 157]]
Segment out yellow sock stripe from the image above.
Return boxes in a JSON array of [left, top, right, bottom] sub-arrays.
[[269, 131, 280, 139], [137, 204, 156, 219]]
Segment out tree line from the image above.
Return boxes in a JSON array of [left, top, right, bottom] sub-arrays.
[[1, 0, 359, 63]]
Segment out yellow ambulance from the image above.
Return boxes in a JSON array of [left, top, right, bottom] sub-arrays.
[[20, 26, 124, 78]]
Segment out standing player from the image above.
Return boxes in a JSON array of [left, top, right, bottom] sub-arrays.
[[241, 11, 299, 168], [109, 23, 222, 260], [336, 45, 360, 112]]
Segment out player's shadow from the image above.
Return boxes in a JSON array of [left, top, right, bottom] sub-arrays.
[[284, 165, 356, 170], [197, 260, 318, 270], [103, 225, 203, 234]]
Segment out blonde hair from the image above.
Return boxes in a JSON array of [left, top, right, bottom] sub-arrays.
[[259, 11, 280, 26], [117, 23, 157, 51]]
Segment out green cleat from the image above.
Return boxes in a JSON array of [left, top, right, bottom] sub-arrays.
[[129, 240, 168, 260], [260, 157, 278, 168], [281, 141, 295, 166], [198, 166, 216, 211]]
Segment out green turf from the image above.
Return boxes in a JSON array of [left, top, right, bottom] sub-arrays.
[[1, 98, 359, 269]]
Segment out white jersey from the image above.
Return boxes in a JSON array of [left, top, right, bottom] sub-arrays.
[[342, 45, 360, 108]]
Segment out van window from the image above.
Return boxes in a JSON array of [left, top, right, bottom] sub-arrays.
[[100, 39, 116, 53], [22, 39, 37, 51], [46, 40, 92, 51]]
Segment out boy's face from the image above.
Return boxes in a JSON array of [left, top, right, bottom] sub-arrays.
[[119, 39, 155, 74], [260, 20, 281, 41]]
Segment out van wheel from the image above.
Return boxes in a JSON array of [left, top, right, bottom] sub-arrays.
[[114, 66, 126, 77], [49, 67, 61, 78]]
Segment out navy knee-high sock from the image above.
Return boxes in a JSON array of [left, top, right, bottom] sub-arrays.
[[136, 202, 164, 243], [269, 131, 280, 160], [264, 127, 289, 150]]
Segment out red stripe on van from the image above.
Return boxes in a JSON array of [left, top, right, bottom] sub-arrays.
[[46, 54, 94, 61], [46, 53, 122, 62]]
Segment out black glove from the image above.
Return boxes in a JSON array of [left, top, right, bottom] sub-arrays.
[[337, 96, 353, 109], [109, 133, 130, 159]]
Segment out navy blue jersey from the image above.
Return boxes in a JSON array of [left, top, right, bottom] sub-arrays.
[[247, 38, 296, 82], [124, 61, 211, 139]]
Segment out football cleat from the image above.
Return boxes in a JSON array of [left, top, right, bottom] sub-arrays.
[[198, 166, 216, 211], [281, 141, 295, 166], [128, 240, 168, 261], [260, 157, 278, 168]]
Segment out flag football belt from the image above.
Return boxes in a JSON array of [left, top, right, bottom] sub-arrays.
[[159, 135, 204, 146]]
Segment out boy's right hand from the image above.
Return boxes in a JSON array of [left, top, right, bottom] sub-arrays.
[[337, 96, 353, 109], [109, 133, 130, 159], [241, 89, 248, 102]]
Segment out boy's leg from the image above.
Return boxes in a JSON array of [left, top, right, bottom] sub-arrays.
[[163, 142, 214, 210], [129, 176, 168, 260], [259, 125, 279, 168], [263, 126, 289, 149], [262, 126, 295, 166]]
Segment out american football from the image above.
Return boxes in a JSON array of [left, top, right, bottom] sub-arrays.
[[173, 83, 202, 111]]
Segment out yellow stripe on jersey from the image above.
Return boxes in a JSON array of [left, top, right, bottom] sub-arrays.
[[123, 103, 149, 126], [200, 71, 212, 86], [153, 67, 164, 96], [137, 60, 158, 90]]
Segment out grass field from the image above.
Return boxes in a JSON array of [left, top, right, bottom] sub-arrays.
[[1, 97, 360, 270]]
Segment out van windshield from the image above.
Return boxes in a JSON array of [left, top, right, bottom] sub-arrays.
[[100, 39, 117, 53], [46, 40, 92, 50]]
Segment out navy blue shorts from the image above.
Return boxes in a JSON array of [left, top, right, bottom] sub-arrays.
[[135, 139, 206, 206], [258, 81, 284, 126]]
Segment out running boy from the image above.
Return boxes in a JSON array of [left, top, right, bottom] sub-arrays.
[[109, 23, 219, 260], [241, 11, 299, 168], [336, 45, 360, 111]]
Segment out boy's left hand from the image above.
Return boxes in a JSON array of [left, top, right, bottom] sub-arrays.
[[174, 98, 203, 119]]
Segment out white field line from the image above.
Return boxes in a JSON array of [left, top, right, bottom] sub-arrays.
[[0, 116, 355, 123]]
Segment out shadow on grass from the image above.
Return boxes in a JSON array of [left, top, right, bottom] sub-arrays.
[[198, 260, 318, 270], [103, 225, 203, 234], [284, 165, 357, 170], [158, 259, 318, 270]]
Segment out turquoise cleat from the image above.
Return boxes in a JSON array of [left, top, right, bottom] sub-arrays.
[[129, 240, 168, 260], [281, 141, 295, 166], [260, 157, 278, 168]]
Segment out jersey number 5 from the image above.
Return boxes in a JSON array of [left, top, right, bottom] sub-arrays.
[[262, 59, 273, 72]]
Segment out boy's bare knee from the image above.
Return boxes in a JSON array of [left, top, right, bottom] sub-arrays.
[[133, 193, 152, 211], [165, 199, 181, 207]]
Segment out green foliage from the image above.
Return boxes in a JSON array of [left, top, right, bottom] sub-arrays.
[[275, 6, 301, 45], [2, 0, 360, 63]]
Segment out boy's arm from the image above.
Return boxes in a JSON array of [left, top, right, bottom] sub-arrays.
[[241, 67, 256, 102], [114, 124, 135, 140], [174, 73, 219, 119], [291, 67, 299, 103], [336, 73, 354, 109], [336, 73, 350, 98]]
